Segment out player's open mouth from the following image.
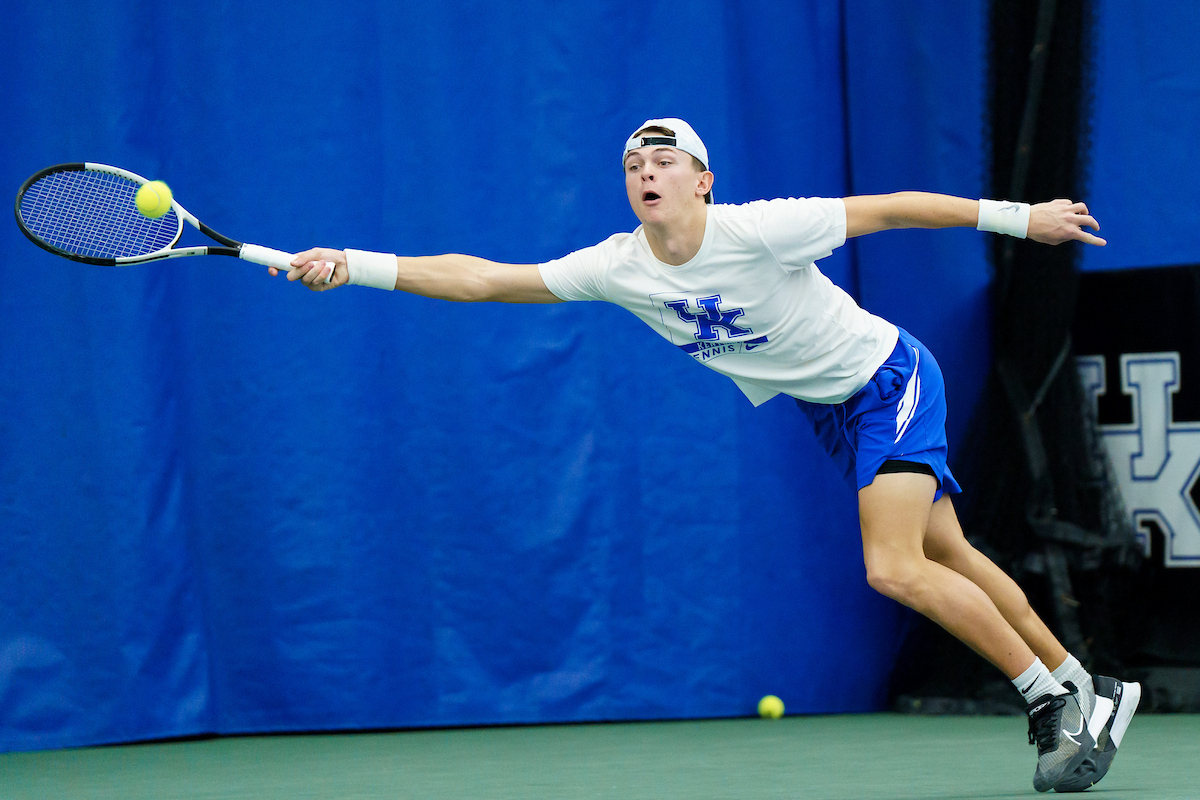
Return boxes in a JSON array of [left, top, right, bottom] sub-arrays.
[[643, 191, 661, 202]]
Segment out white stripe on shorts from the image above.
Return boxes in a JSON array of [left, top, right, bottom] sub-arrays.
[[895, 346, 921, 443]]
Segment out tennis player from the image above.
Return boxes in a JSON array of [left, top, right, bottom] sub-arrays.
[[275, 118, 1138, 793]]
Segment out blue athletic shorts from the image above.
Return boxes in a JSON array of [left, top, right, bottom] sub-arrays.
[[794, 328, 962, 502]]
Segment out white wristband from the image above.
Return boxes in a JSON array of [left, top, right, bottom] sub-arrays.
[[344, 249, 398, 291], [977, 199, 1030, 239]]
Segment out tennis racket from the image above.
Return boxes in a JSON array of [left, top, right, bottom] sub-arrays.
[[14, 162, 330, 279]]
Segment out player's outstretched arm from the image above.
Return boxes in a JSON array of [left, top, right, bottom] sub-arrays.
[[843, 192, 1106, 246], [843, 192, 976, 238], [269, 249, 562, 303]]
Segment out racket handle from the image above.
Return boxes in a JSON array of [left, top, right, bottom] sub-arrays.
[[241, 244, 334, 284], [240, 244, 295, 270]]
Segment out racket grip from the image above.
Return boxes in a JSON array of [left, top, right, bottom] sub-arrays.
[[242, 243, 335, 284], [240, 244, 296, 270]]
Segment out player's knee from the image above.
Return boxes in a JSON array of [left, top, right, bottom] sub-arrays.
[[923, 528, 971, 567], [923, 497, 971, 566], [864, 558, 924, 605]]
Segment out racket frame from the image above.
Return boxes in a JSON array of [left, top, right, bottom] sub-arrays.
[[14, 162, 299, 271]]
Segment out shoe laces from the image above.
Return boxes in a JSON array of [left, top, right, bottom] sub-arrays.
[[1027, 696, 1067, 754]]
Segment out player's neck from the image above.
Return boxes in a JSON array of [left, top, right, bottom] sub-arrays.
[[643, 205, 708, 266]]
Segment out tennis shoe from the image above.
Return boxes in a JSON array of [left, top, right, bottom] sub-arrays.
[[1053, 676, 1141, 793], [1027, 684, 1094, 793]]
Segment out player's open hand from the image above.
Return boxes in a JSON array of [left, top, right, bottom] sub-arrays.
[[1027, 199, 1107, 246], [267, 248, 348, 290]]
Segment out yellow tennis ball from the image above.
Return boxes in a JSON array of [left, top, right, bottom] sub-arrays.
[[758, 695, 785, 719], [135, 180, 173, 218]]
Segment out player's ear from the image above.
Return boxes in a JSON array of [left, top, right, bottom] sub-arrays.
[[697, 170, 714, 199]]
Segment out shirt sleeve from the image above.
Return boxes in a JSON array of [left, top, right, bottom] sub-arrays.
[[756, 197, 847, 270], [537, 238, 613, 302]]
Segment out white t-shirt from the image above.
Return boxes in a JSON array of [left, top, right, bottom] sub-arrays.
[[537, 198, 899, 406]]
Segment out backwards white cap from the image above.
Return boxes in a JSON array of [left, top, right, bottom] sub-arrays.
[[623, 118, 713, 203]]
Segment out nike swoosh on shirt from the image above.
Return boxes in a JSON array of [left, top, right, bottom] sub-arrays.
[[743, 336, 769, 351]]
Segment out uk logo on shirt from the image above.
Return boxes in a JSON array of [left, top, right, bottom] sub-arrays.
[[654, 293, 768, 363]]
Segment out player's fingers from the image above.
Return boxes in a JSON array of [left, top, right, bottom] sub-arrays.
[[1074, 228, 1107, 246], [315, 261, 337, 288], [291, 247, 331, 266], [1076, 213, 1101, 232], [301, 261, 340, 291], [288, 261, 318, 282], [300, 261, 327, 288]]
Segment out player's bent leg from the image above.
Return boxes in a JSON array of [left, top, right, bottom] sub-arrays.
[[857, 472, 1035, 679], [919, 491, 1103, 791], [922, 495, 1069, 672]]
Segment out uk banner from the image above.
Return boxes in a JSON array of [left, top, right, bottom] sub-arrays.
[[1076, 265, 1200, 569]]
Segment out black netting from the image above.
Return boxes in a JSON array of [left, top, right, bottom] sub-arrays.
[[890, 0, 1150, 714]]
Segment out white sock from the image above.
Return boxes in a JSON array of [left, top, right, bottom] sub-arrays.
[[1051, 653, 1094, 721], [1014, 657, 1068, 705]]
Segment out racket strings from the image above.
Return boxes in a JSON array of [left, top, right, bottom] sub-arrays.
[[18, 169, 181, 259]]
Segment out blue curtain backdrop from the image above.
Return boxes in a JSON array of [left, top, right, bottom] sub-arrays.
[[0, 1, 989, 751], [1081, 5, 1200, 273]]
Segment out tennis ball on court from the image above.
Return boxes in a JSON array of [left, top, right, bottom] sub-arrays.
[[758, 695, 785, 719], [135, 180, 173, 218]]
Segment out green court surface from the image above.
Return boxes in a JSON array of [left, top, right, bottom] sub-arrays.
[[3, 713, 1196, 800]]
